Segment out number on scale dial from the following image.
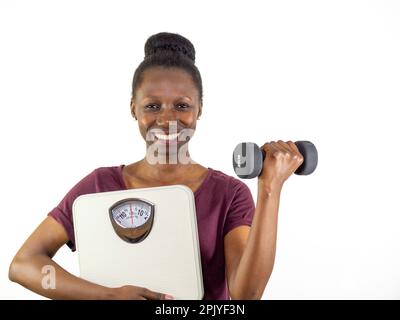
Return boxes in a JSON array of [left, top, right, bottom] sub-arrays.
[[111, 200, 152, 229]]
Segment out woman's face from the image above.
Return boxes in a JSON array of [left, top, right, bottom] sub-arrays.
[[131, 67, 202, 151]]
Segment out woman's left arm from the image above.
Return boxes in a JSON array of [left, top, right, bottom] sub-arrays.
[[224, 140, 304, 300]]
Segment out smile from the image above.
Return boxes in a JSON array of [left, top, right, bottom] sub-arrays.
[[154, 132, 181, 141]]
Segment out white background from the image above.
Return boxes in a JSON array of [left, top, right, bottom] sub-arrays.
[[1, 0, 399, 300]]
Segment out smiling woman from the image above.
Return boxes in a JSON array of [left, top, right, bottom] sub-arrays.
[[130, 33, 203, 165], [8, 32, 303, 300], [133, 67, 200, 161]]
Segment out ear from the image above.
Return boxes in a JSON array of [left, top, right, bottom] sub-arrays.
[[130, 98, 137, 120], [197, 105, 202, 119]]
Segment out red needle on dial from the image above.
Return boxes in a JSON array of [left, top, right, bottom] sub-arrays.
[[130, 204, 134, 226]]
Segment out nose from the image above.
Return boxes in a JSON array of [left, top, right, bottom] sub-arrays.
[[156, 105, 177, 126]]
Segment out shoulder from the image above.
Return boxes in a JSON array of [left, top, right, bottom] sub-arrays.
[[93, 165, 123, 177], [208, 167, 252, 196], [69, 165, 125, 194], [92, 165, 125, 189]]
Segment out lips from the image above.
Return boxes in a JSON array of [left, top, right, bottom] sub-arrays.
[[147, 127, 193, 145], [154, 132, 181, 141]]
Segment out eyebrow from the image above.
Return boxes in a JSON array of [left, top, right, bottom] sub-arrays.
[[142, 95, 192, 102]]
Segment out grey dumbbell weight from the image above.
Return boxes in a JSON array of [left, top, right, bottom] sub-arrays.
[[232, 141, 318, 179]]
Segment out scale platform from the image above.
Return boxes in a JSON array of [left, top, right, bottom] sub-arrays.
[[72, 185, 204, 300]]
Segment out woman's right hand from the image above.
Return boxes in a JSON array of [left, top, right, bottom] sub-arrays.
[[112, 285, 174, 300]]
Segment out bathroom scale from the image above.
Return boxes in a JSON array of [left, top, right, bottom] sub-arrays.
[[72, 185, 204, 300]]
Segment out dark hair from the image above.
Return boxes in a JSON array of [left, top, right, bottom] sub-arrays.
[[131, 32, 203, 104]]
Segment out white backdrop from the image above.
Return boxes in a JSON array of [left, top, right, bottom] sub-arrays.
[[1, 0, 399, 300]]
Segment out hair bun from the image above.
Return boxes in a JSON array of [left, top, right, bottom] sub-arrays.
[[144, 32, 196, 63]]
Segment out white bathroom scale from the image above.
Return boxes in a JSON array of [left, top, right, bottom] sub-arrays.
[[72, 185, 204, 300]]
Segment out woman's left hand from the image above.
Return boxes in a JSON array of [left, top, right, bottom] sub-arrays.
[[258, 140, 304, 191]]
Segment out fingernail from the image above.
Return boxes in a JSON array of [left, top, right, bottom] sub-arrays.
[[165, 294, 174, 300]]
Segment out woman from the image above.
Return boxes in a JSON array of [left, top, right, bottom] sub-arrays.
[[9, 32, 304, 300]]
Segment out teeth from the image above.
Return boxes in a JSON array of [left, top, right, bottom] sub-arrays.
[[155, 132, 180, 140]]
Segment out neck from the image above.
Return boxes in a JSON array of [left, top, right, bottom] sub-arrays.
[[140, 148, 197, 182]]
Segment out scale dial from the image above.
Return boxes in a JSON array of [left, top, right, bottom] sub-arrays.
[[109, 198, 155, 243]]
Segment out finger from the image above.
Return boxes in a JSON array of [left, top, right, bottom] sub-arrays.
[[142, 288, 163, 300], [260, 141, 273, 152], [274, 141, 302, 173], [260, 141, 280, 157], [276, 140, 294, 154], [286, 141, 304, 161], [286, 141, 300, 154], [270, 141, 289, 156], [142, 288, 173, 300]]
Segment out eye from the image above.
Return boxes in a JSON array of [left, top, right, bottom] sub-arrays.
[[144, 104, 160, 111], [175, 103, 190, 110]]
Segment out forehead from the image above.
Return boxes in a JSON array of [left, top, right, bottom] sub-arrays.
[[136, 67, 198, 100]]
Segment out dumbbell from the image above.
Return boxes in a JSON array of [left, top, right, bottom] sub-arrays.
[[232, 141, 318, 179]]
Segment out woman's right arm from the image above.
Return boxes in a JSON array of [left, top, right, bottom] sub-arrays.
[[9, 216, 171, 300]]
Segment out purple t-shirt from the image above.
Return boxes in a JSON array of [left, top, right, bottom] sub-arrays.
[[48, 165, 255, 300]]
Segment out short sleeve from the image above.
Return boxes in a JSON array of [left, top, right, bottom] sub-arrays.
[[47, 169, 98, 252], [223, 180, 255, 237]]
